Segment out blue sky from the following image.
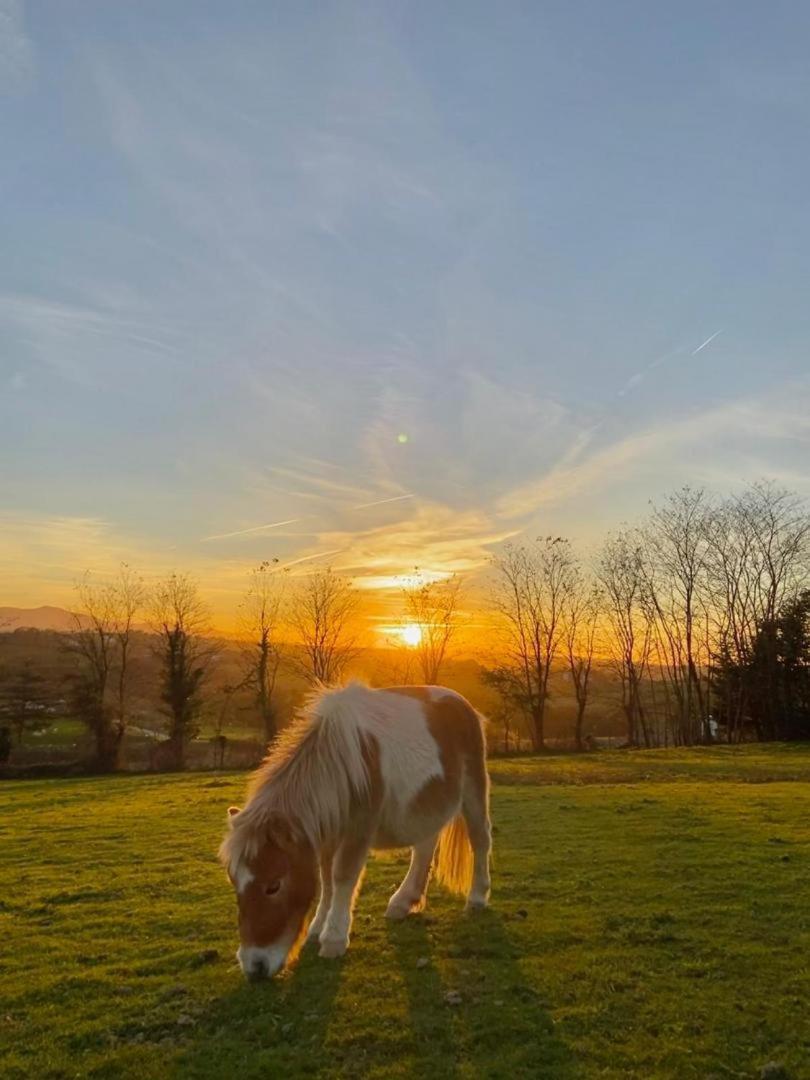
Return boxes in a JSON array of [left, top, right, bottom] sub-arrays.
[[2, 1, 809, 619]]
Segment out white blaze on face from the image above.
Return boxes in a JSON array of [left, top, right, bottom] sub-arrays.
[[232, 861, 254, 894]]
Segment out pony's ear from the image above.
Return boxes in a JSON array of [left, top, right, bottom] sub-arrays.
[[227, 806, 241, 826]]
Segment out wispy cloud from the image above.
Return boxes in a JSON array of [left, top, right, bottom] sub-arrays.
[[0, 293, 181, 385], [264, 464, 375, 504], [497, 377, 810, 521], [352, 493, 415, 511], [0, 510, 306, 627], [315, 503, 519, 587], [200, 518, 302, 543], [0, 513, 143, 606]]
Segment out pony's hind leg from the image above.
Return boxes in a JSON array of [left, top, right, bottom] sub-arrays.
[[307, 844, 335, 942], [463, 773, 492, 911], [386, 834, 439, 920]]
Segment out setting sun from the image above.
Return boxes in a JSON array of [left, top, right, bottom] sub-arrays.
[[401, 623, 423, 647]]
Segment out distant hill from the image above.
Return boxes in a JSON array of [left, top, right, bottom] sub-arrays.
[[0, 606, 84, 632]]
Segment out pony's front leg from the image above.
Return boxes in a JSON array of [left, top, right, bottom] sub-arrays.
[[318, 833, 370, 959], [307, 845, 335, 942]]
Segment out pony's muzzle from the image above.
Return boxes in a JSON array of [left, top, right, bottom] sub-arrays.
[[237, 945, 286, 981]]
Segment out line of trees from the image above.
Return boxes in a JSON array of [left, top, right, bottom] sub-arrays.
[[4, 562, 466, 773], [484, 482, 810, 749], [60, 564, 368, 772]]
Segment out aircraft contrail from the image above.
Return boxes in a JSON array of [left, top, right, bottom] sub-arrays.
[[616, 347, 680, 397], [352, 493, 415, 511], [280, 548, 344, 569], [618, 331, 723, 397], [691, 330, 722, 356], [200, 518, 300, 542]]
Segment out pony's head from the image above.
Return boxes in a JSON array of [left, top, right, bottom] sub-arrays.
[[220, 807, 318, 979]]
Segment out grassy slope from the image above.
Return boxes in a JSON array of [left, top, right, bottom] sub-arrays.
[[1, 746, 808, 1079]]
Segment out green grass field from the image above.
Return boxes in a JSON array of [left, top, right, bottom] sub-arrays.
[[2, 746, 809, 1079]]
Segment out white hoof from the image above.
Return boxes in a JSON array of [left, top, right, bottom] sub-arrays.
[[385, 901, 411, 921], [318, 937, 348, 959], [465, 896, 489, 913], [386, 893, 424, 920]]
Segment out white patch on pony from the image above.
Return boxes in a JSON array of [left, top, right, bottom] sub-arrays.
[[370, 687, 444, 805]]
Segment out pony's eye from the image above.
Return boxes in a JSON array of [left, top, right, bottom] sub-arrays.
[[264, 880, 281, 897]]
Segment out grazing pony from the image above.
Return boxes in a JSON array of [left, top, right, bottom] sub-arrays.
[[219, 682, 491, 979]]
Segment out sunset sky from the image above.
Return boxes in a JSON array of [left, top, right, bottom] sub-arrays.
[[2, 2, 810, 627]]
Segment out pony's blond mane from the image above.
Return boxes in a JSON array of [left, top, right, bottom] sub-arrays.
[[219, 683, 374, 873]]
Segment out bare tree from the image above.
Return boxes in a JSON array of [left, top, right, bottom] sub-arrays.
[[69, 573, 115, 768], [564, 579, 602, 751], [110, 564, 146, 742], [402, 573, 462, 685], [238, 560, 286, 745], [597, 530, 654, 747], [68, 566, 143, 771], [490, 537, 577, 751], [642, 488, 713, 744], [150, 573, 213, 770], [290, 568, 360, 685]]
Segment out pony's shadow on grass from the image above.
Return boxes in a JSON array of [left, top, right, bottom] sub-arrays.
[[387, 905, 577, 1079], [178, 940, 344, 1078], [385, 914, 462, 1078]]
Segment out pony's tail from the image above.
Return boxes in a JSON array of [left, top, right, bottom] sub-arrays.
[[434, 815, 473, 897]]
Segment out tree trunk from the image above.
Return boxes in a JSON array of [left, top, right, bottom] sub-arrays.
[[92, 725, 123, 773], [531, 703, 545, 751], [165, 732, 186, 771], [262, 703, 277, 746], [623, 702, 635, 746], [574, 700, 586, 751]]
